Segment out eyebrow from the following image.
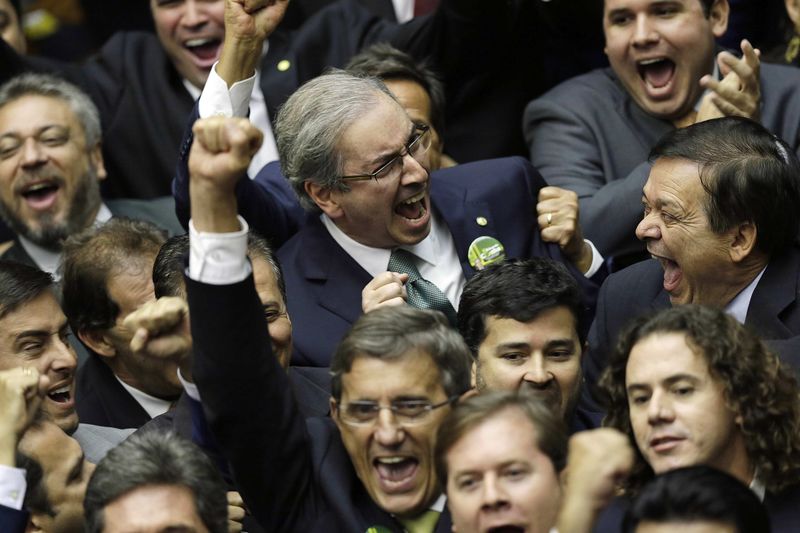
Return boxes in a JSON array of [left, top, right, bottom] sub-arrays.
[[627, 373, 701, 392], [543, 339, 577, 350], [365, 122, 416, 167]]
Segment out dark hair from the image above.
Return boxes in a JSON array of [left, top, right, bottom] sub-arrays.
[[649, 117, 800, 255], [699, 0, 714, 16], [84, 431, 228, 533], [623, 466, 770, 532], [331, 306, 472, 402], [434, 391, 568, 486], [0, 260, 54, 319], [153, 231, 285, 301], [16, 451, 55, 517], [457, 258, 585, 355], [8, 0, 21, 17], [600, 305, 800, 493], [346, 43, 446, 139], [61, 218, 165, 335]]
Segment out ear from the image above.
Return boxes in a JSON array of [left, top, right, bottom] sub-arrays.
[[709, 0, 730, 39], [89, 142, 107, 181], [329, 397, 339, 422], [728, 221, 757, 263], [304, 181, 343, 219], [78, 328, 117, 358], [787, 0, 800, 28]]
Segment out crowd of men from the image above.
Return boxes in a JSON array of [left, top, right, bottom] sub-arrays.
[[0, 0, 799, 531]]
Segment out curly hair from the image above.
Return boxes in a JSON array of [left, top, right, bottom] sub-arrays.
[[599, 305, 800, 494]]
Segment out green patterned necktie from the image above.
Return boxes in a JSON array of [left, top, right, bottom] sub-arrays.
[[399, 509, 441, 533], [388, 248, 457, 326]]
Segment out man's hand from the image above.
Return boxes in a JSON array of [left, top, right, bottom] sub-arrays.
[[227, 491, 246, 533], [362, 272, 409, 313], [189, 116, 262, 232], [0, 367, 49, 465], [124, 297, 193, 381], [698, 39, 761, 123], [557, 429, 634, 533], [537, 186, 593, 273], [219, 0, 290, 85]]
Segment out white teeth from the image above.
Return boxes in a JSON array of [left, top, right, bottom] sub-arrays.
[[50, 385, 69, 395], [376, 457, 407, 464], [25, 183, 55, 193], [639, 58, 664, 66], [402, 191, 424, 205], [185, 38, 214, 47]]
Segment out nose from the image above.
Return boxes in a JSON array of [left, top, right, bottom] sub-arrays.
[[647, 391, 674, 424], [400, 152, 429, 186], [632, 14, 659, 48], [181, 0, 210, 27], [635, 212, 661, 242], [481, 474, 510, 511], [523, 357, 552, 387], [20, 137, 46, 168], [373, 407, 405, 447], [47, 334, 78, 377]]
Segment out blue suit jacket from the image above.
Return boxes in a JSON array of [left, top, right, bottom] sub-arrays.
[[0, 505, 27, 533], [174, 142, 601, 366]]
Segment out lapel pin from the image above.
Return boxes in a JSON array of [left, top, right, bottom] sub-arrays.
[[468, 236, 506, 270]]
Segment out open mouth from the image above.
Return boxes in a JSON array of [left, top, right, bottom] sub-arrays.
[[373, 456, 419, 493], [651, 253, 682, 293], [183, 37, 222, 66], [395, 190, 427, 221], [487, 526, 526, 533], [47, 383, 72, 404], [20, 181, 60, 211], [637, 58, 676, 95]]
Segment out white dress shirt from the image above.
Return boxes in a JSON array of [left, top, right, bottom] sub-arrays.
[[724, 267, 767, 325], [0, 464, 26, 510], [115, 376, 173, 419]]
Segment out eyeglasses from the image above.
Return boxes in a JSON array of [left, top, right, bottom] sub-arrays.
[[336, 395, 457, 427], [339, 124, 431, 183]]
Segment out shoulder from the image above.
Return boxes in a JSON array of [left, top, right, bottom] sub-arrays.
[[533, 67, 624, 106], [72, 423, 135, 463]]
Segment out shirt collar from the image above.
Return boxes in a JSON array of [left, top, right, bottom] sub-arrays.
[[114, 375, 172, 420], [724, 266, 767, 324], [320, 213, 442, 276], [750, 474, 766, 502], [18, 203, 112, 279], [694, 61, 720, 112]]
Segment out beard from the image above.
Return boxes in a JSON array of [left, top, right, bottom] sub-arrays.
[[0, 164, 102, 251]]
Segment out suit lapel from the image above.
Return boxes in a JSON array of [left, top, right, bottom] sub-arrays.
[[260, 31, 300, 126], [297, 218, 372, 325], [746, 247, 800, 339]]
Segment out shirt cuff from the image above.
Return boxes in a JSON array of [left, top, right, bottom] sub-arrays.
[[198, 62, 256, 119], [583, 239, 604, 278], [178, 368, 201, 402], [188, 216, 252, 284], [0, 464, 26, 510]]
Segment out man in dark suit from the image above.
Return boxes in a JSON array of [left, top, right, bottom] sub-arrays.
[[175, 0, 605, 367], [0, 73, 181, 277], [594, 305, 800, 532], [524, 0, 800, 260], [456, 258, 602, 433], [585, 117, 800, 388]]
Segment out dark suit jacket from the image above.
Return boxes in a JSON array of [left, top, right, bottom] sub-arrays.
[[174, 142, 602, 366], [585, 245, 800, 388], [187, 273, 452, 532], [0, 505, 27, 533], [594, 484, 800, 532], [74, 353, 151, 430], [524, 63, 800, 258]]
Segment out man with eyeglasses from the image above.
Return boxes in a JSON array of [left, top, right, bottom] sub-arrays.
[[182, 131, 474, 528], [174, 0, 605, 368]]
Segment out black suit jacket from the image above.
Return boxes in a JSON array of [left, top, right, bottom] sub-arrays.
[[0, 505, 27, 533], [75, 354, 151, 430], [187, 274, 452, 532], [586, 245, 800, 388]]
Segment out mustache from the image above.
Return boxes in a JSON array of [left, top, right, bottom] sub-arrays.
[[14, 169, 64, 194]]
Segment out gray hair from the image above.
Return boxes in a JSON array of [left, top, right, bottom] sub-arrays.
[[331, 306, 472, 402], [274, 70, 395, 211], [0, 72, 102, 147], [83, 431, 228, 533]]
